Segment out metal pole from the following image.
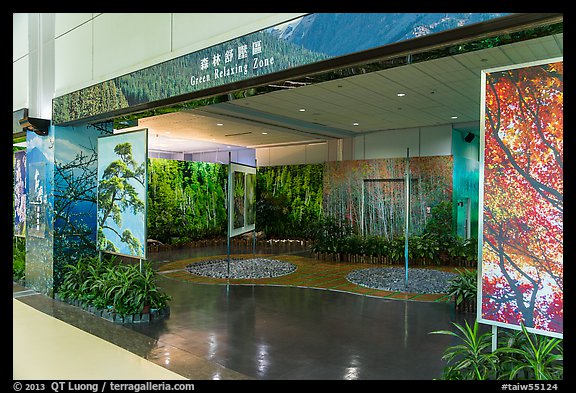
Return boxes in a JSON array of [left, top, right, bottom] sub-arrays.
[[227, 151, 232, 281], [492, 325, 498, 352], [404, 148, 410, 288], [253, 158, 257, 257]]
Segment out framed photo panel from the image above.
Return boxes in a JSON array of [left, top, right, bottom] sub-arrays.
[[478, 58, 563, 338], [97, 129, 148, 259], [228, 161, 256, 238]]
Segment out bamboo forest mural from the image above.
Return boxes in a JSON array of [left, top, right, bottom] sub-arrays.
[[147, 158, 228, 244], [480, 59, 563, 336], [144, 157, 459, 248], [97, 130, 148, 258], [256, 164, 324, 239], [233, 171, 245, 230], [323, 157, 453, 240]]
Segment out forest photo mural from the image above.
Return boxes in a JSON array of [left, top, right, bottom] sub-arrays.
[[480, 59, 563, 336], [323, 157, 453, 239], [97, 130, 148, 258], [256, 164, 324, 239], [147, 158, 228, 244]]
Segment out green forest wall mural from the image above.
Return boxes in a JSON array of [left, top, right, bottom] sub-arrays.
[[256, 164, 324, 239], [146, 158, 457, 246], [147, 158, 228, 244]]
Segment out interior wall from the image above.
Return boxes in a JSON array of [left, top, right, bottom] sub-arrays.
[[256, 143, 328, 166], [256, 123, 455, 167], [13, 13, 306, 113], [353, 124, 453, 160]]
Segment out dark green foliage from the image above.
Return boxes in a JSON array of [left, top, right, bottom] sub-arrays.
[[309, 216, 355, 254], [13, 237, 26, 281], [447, 268, 477, 306], [256, 164, 323, 239], [147, 159, 228, 244], [58, 254, 171, 316], [431, 320, 499, 380], [496, 325, 563, 380], [424, 200, 454, 241], [310, 216, 476, 266], [431, 320, 563, 380]]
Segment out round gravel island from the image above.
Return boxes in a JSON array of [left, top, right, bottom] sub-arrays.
[[346, 267, 457, 294], [186, 257, 297, 279]]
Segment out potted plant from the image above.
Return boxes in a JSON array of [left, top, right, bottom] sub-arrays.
[[446, 268, 477, 312], [430, 321, 563, 380]]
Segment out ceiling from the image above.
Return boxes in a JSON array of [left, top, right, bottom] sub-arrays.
[[129, 32, 563, 154]]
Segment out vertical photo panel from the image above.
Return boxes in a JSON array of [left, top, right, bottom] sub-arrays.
[[479, 59, 563, 337], [97, 129, 148, 259], [228, 162, 256, 238], [14, 150, 27, 237]]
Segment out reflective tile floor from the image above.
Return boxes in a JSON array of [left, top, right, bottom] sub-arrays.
[[14, 246, 478, 380]]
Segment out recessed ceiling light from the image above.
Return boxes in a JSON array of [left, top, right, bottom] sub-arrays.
[[451, 116, 458, 119], [299, 108, 306, 112], [216, 123, 223, 126], [397, 93, 406, 97], [353, 122, 359, 126], [262, 132, 268, 135]]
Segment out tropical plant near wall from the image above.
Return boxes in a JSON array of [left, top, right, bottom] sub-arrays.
[[309, 215, 355, 254], [496, 324, 563, 380], [58, 255, 171, 317], [446, 268, 477, 310], [431, 320, 563, 380], [431, 320, 499, 380]]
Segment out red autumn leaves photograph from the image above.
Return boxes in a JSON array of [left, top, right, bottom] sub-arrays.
[[481, 61, 563, 335]]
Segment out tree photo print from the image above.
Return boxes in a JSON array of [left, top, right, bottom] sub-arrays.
[[97, 129, 148, 259], [480, 59, 563, 337]]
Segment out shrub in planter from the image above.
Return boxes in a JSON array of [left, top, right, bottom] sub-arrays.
[[496, 324, 563, 380], [58, 255, 171, 321], [430, 320, 563, 380], [409, 232, 440, 265], [310, 216, 355, 254], [446, 268, 477, 312], [430, 320, 498, 380]]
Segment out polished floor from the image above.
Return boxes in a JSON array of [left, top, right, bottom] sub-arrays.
[[13, 245, 477, 380]]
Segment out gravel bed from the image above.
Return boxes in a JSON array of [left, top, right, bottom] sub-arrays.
[[186, 257, 297, 279], [346, 267, 458, 294]]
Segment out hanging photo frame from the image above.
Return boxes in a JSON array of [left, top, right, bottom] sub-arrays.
[[97, 129, 148, 260], [478, 57, 563, 338]]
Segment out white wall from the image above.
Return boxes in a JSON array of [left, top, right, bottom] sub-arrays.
[[13, 13, 306, 114], [353, 124, 453, 160], [256, 142, 329, 166]]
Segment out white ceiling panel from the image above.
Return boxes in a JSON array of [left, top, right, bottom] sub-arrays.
[[132, 33, 562, 150]]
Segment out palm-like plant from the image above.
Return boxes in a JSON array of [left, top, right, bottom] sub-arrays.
[[430, 319, 498, 380], [496, 324, 563, 380], [446, 268, 477, 310]]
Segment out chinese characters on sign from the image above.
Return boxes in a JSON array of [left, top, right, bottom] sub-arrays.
[[190, 40, 274, 87]]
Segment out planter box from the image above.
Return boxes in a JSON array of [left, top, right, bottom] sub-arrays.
[[455, 299, 477, 313], [54, 296, 170, 324]]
